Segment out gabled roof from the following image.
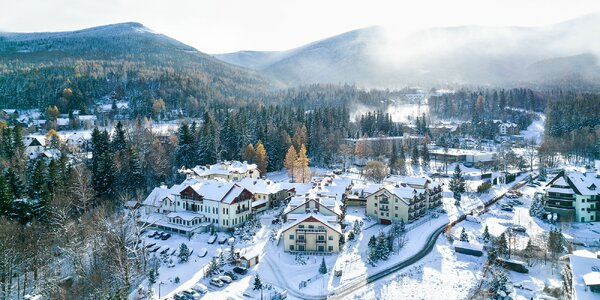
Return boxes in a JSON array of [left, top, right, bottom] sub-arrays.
[[281, 214, 342, 234], [143, 186, 175, 207], [183, 180, 251, 204], [190, 161, 258, 177], [238, 178, 284, 195]]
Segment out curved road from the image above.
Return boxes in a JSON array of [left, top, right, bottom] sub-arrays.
[[328, 175, 532, 299]]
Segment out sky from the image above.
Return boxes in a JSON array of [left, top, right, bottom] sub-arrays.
[[1, 0, 600, 53]]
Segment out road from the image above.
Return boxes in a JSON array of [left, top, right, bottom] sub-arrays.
[[327, 174, 532, 299]]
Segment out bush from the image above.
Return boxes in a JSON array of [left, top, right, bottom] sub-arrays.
[[477, 181, 492, 193]]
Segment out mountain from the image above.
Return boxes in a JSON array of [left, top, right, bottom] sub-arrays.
[[0, 22, 273, 111], [215, 14, 600, 88]]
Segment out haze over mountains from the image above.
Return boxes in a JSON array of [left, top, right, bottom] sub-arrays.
[[215, 13, 600, 89]]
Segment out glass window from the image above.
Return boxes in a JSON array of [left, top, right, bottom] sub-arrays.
[[290, 245, 294, 251], [289, 234, 294, 240], [328, 246, 333, 251], [328, 235, 333, 240]]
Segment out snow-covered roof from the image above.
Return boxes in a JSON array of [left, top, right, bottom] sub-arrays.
[[383, 186, 421, 200], [252, 198, 268, 208], [570, 253, 600, 299], [57, 118, 69, 126], [281, 214, 342, 234], [78, 115, 97, 121], [238, 178, 284, 195], [143, 186, 175, 207], [568, 172, 600, 196], [384, 175, 430, 187], [546, 187, 575, 194], [453, 241, 484, 252], [190, 161, 258, 177], [184, 180, 250, 204]]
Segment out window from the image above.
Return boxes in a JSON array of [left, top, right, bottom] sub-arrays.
[[298, 245, 305, 251], [328, 246, 333, 251], [298, 235, 305, 240], [395, 206, 398, 210], [374, 210, 377, 214], [299, 225, 305, 228], [395, 214, 398, 217], [581, 217, 585, 222], [582, 208, 585, 211], [374, 203, 378, 207], [318, 245, 325, 252], [328, 235, 333, 240], [308, 225, 314, 229], [289, 234, 294, 240], [318, 235, 325, 241], [289, 245, 294, 251]]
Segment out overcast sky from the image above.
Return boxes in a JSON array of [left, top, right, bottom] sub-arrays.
[[1, 0, 599, 53]]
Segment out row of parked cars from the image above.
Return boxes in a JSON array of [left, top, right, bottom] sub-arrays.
[[173, 283, 208, 300], [209, 266, 248, 287], [148, 231, 172, 240]]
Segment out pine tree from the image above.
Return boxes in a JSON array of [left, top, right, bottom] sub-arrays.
[[319, 257, 328, 274], [284, 145, 297, 182], [255, 140, 268, 176], [496, 233, 508, 257], [548, 228, 563, 259], [228, 242, 236, 264], [347, 231, 355, 241], [176, 123, 196, 168], [421, 143, 430, 168], [353, 220, 362, 235], [207, 257, 219, 276], [390, 142, 398, 174], [368, 235, 376, 248], [178, 243, 190, 263], [111, 121, 127, 153], [460, 228, 469, 242], [376, 232, 390, 260], [449, 164, 466, 201], [411, 144, 419, 166], [482, 225, 491, 242], [253, 274, 263, 291], [0, 176, 11, 216]]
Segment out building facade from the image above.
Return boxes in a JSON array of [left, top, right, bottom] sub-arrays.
[[544, 170, 600, 222], [282, 215, 342, 253]]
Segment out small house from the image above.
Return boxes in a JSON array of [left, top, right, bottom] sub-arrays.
[[453, 241, 484, 257], [239, 252, 259, 268]]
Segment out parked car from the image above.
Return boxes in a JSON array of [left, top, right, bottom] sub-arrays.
[[219, 275, 233, 284], [208, 235, 217, 244], [192, 283, 208, 294], [161, 233, 172, 240], [173, 292, 187, 300], [160, 247, 170, 255], [198, 248, 208, 258], [233, 266, 247, 274], [210, 278, 224, 287], [149, 245, 161, 253], [145, 243, 156, 249], [224, 271, 238, 280], [501, 206, 514, 212], [148, 231, 159, 238], [511, 225, 527, 232], [154, 232, 163, 239], [182, 289, 201, 300], [511, 199, 523, 205], [218, 236, 228, 244]]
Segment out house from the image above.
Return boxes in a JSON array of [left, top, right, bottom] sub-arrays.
[[181, 161, 260, 182], [140, 179, 254, 235], [23, 135, 46, 160], [544, 169, 600, 222], [429, 148, 496, 168], [564, 250, 600, 298], [65, 131, 92, 151], [498, 122, 519, 135], [77, 115, 97, 128], [282, 214, 342, 253], [239, 251, 260, 268], [237, 178, 290, 212], [383, 175, 443, 208]]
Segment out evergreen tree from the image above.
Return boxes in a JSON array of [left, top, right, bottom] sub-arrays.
[[482, 225, 491, 242], [449, 164, 466, 201], [368, 235, 376, 248], [411, 144, 419, 166], [319, 257, 328, 274], [548, 228, 563, 259], [228, 242, 236, 264], [253, 274, 263, 291], [178, 243, 191, 263], [538, 168, 547, 181], [125, 146, 144, 196], [0, 175, 11, 216], [460, 228, 469, 242], [198, 120, 218, 165], [176, 123, 196, 168], [390, 142, 398, 174], [421, 143, 430, 168], [376, 232, 390, 260], [111, 121, 127, 153], [496, 233, 508, 257], [207, 257, 219, 276], [353, 219, 362, 235], [255, 140, 268, 176], [347, 231, 355, 241]]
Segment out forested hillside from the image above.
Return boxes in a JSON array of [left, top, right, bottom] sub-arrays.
[[0, 22, 272, 113]]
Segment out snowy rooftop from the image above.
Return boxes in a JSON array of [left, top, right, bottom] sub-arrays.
[[546, 187, 575, 194], [383, 186, 421, 200], [190, 161, 258, 177], [570, 253, 600, 299], [238, 178, 284, 195], [143, 186, 175, 207], [452, 241, 484, 252], [281, 213, 341, 234], [567, 172, 600, 196], [167, 211, 204, 221], [384, 175, 430, 187], [185, 180, 248, 204]]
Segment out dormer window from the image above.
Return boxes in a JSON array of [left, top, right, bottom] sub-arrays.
[[590, 184, 597, 191]]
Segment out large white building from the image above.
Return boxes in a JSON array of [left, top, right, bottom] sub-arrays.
[[544, 169, 600, 222], [141, 179, 254, 234]]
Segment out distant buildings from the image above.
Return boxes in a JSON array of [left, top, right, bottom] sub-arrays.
[[544, 168, 600, 222], [429, 148, 496, 168], [180, 161, 260, 182], [366, 175, 442, 224], [498, 122, 519, 135]]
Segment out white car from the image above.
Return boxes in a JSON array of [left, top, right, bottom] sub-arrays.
[[219, 275, 232, 284], [192, 283, 208, 294], [198, 248, 208, 258], [210, 277, 225, 287], [183, 289, 201, 300]]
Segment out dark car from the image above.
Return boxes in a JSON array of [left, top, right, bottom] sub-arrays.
[[501, 206, 514, 212], [148, 231, 159, 238], [224, 271, 238, 280], [233, 266, 247, 275], [161, 233, 172, 240], [271, 218, 280, 225]]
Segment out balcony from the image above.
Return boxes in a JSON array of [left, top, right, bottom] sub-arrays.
[[316, 240, 326, 244], [297, 239, 306, 244], [380, 207, 389, 212], [379, 199, 389, 204], [297, 228, 326, 233], [236, 207, 250, 214]]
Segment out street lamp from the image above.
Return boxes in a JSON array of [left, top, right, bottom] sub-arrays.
[[158, 281, 164, 299]]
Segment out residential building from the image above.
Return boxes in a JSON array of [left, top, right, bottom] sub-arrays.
[[181, 161, 260, 182], [544, 169, 600, 222], [564, 250, 600, 298], [141, 179, 254, 235], [429, 148, 496, 168], [282, 214, 342, 253], [498, 122, 519, 135], [238, 178, 290, 212]]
